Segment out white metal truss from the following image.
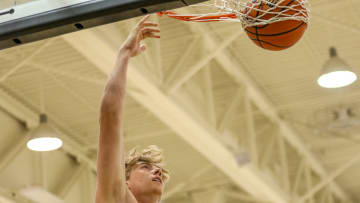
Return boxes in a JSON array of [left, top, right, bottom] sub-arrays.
[[192, 189, 226, 203], [0, 88, 38, 129], [0, 132, 28, 173], [300, 151, 360, 202], [182, 15, 354, 203], [56, 163, 88, 199], [167, 29, 243, 94], [162, 164, 214, 200], [0, 39, 55, 83]]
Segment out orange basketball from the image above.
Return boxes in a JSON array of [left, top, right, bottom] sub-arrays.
[[242, 0, 308, 51]]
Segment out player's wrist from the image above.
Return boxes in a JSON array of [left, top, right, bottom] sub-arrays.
[[118, 47, 132, 58]]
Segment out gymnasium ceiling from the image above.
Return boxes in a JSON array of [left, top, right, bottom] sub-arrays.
[[0, 0, 360, 203]]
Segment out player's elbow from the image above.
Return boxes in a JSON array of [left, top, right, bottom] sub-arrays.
[[100, 97, 118, 114], [104, 81, 125, 99]]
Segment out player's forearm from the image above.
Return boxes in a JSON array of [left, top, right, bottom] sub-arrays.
[[101, 48, 132, 111]]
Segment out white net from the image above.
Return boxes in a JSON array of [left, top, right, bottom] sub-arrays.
[[216, 0, 309, 27], [162, 0, 310, 28]]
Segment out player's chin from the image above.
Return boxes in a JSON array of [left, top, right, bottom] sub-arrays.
[[151, 182, 164, 194]]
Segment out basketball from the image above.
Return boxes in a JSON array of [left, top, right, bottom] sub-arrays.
[[242, 0, 308, 51]]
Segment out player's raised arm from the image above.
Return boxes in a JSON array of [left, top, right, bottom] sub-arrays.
[[95, 15, 160, 203]]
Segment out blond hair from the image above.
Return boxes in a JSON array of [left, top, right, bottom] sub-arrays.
[[125, 145, 170, 182]]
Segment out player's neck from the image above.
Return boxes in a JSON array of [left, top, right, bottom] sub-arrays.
[[135, 193, 161, 203]]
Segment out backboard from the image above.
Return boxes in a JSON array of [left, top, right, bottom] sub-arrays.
[[0, 0, 206, 50]]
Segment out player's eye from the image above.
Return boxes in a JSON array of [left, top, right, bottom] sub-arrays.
[[142, 164, 151, 169]]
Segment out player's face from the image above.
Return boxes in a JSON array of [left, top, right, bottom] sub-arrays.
[[126, 162, 165, 196]]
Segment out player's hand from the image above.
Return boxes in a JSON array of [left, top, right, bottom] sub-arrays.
[[120, 15, 160, 57]]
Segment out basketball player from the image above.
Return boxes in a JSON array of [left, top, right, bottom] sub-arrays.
[[96, 15, 169, 203]]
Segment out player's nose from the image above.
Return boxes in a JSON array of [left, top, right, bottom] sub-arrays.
[[153, 167, 162, 177]]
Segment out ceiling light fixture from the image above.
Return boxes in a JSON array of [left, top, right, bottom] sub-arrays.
[[27, 114, 63, 152], [27, 73, 62, 152], [317, 47, 357, 88]]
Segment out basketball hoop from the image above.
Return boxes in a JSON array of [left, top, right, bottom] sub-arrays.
[[158, 0, 310, 28], [158, 0, 310, 51]]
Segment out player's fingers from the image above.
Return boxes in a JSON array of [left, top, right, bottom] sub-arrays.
[[141, 28, 160, 39], [143, 22, 158, 27], [137, 15, 150, 26], [135, 21, 157, 33], [141, 28, 160, 34], [143, 32, 160, 39]]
